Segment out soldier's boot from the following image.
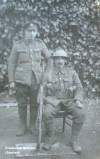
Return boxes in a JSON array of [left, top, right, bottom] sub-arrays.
[[70, 122, 83, 153], [42, 119, 55, 151], [16, 105, 27, 137], [16, 121, 27, 137]]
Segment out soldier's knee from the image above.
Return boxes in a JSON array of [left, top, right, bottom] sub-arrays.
[[43, 104, 54, 119], [43, 110, 51, 120], [80, 111, 85, 123], [74, 110, 85, 124]]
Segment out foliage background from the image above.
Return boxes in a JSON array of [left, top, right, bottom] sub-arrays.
[[0, 0, 100, 95]]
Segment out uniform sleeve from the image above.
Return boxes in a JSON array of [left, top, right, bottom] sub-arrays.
[[8, 42, 19, 83], [37, 69, 49, 104], [42, 70, 53, 96], [42, 69, 50, 89], [41, 40, 50, 59], [73, 70, 83, 103]]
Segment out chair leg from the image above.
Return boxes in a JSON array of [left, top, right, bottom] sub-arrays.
[[63, 117, 66, 132]]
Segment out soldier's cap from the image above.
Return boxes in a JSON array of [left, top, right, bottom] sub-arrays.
[[53, 48, 68, 58], [24, 23, 38, 31]]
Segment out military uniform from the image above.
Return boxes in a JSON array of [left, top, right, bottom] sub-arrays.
[[8, 38, 49, 135], [41, 49, 85, 152]]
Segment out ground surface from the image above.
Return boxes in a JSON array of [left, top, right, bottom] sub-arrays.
[[0, 93, 100, 159]]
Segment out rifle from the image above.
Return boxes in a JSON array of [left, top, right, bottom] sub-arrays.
[[36, 55, 45, 150], [37, 84, 43, 150]]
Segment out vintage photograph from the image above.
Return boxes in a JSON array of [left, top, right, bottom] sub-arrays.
[[0, 0, 100, 158]]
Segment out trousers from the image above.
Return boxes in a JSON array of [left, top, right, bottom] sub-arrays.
[[16, 83, 38, 127], [43, 100, 85, 139]]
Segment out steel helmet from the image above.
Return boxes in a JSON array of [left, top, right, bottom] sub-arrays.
[[24, 23, 38, 31], [53, 48, 68, 58]]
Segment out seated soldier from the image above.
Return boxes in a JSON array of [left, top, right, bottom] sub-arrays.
[[38, 48, 85, 153]]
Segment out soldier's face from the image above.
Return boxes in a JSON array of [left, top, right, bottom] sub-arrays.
[[54, 57, 66, 69], [24, 27, 38, 40]]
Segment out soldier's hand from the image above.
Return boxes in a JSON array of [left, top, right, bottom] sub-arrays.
[[9, 82, 15, 89], [76, 100, 83, 109], [9, 82, 15, 96]]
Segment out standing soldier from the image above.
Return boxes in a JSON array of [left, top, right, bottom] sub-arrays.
[[8, 23, 49, 136], [41, 48, 85, 153]]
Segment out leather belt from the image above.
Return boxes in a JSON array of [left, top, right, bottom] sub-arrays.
[[19, 61, 30, 64]]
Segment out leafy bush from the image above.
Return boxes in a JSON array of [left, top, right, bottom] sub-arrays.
[[0, 0, 100, 95]]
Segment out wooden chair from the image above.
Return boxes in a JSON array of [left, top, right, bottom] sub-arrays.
[[55, 111, 72, 132]]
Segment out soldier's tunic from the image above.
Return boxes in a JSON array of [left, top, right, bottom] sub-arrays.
[[8, 38, 49, 86], [8, 38, 49, 127], [42, 66, 85, 137]]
